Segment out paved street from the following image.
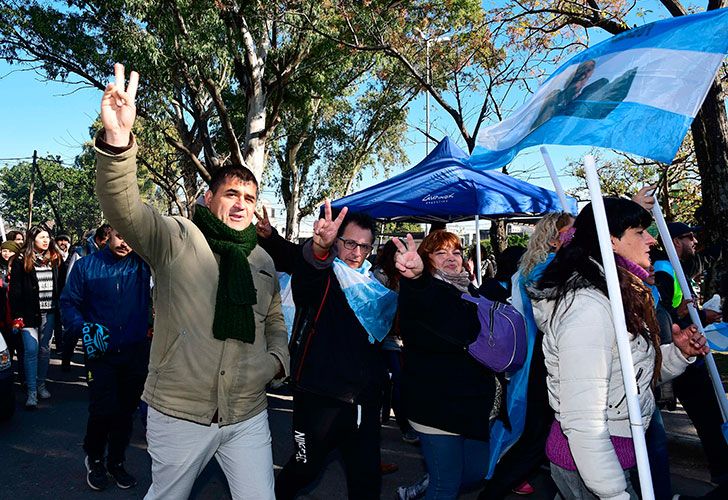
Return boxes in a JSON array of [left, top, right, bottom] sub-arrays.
[[0, 352, 719, 499]]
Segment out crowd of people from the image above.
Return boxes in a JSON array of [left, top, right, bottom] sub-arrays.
[[1, 63, 727, 500]]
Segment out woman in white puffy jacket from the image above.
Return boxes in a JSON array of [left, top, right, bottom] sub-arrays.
[[529, 198, 708, 500]]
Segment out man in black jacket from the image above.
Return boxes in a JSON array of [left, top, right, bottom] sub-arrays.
[[257, 202, 385, 500], [652, 221, 728, 484]]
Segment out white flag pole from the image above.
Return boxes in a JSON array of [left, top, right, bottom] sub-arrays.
[[540, 146, 571, 214], [650, 200, 728, 423], [474, 215, 482, 287], [0, 213, 6, 242], [584, 155, 655, 500]]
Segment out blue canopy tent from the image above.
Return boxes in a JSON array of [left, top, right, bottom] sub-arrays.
[[331, 137, 577, 223]]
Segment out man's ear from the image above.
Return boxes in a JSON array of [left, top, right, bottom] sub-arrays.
[[610, 235, 618, 251], [203, 189, 212, 206]]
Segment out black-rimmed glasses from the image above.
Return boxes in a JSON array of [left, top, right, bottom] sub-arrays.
[[338, 237, 373, 253]]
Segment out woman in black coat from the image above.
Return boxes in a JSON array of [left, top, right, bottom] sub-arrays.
[[394, 231, 496, 500], [9, 226, 64, 409]]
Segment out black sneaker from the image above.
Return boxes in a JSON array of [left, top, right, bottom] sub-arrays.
[[107, 462, 137, 489], [85, 456, 109, 491]]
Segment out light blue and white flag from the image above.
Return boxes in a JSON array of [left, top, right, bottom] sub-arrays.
[[705, 322, 728, 353], [469, 8, 728, 169], [332, 258, 398, 344], [277, 272, 296, 340]]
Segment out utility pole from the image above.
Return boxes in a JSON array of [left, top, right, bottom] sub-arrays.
[[28, 150, 37, 229], [31, 157, 64, 233], [415, 30, 450, 156]]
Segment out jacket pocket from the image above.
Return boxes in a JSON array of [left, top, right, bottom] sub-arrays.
[[157, 330, 187, 371]]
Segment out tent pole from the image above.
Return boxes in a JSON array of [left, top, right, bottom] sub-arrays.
[[584, 155, 654, 500], [651, 198, 728, 425], [474, 216, 482, 287], [540, 146, 571, 214]]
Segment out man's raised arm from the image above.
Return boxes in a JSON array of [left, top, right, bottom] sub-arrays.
[[95, 63, 183, 266]]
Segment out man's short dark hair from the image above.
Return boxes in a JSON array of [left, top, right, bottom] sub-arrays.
[[55, 234, 71, 242], [209, 164, 259, 194], [337, 212, 377, 243], [95, 224, 112, 241]]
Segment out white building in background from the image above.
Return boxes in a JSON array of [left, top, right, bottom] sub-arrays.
[[258, 193, 315, 243], [443, 220, 534, 247]]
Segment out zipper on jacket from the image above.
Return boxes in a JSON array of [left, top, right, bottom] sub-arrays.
[[613, 366, 644, 409], [635, 367, 644, 395]]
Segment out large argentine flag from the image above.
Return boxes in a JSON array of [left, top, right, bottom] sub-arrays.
[[469, 8, 728, 169]]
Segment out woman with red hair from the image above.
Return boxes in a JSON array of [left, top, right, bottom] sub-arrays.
[[394, 231, 497, 499]]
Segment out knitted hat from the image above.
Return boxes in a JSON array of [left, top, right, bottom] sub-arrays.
[[1, 241, 20, 253]]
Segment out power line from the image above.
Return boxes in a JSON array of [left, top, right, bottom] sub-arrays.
[[0, 156, 76, 167]]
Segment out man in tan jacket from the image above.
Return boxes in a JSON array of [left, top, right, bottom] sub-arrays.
[[94, 63, 289, 500]]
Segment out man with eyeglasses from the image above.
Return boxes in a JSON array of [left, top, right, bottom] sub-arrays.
[[256, 202, 389, 500], [652, 221, 728, 485]]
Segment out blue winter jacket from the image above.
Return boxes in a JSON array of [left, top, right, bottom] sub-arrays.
[[60, 246, 151, 350]]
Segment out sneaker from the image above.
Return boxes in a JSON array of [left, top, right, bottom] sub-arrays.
[[37, 384, 51, 399], [512, 481, 535, 495], [25, 391, 38, 410], [107, 462, 137, 489], [85, 456, 109, 491], [396, 474, 429, 500], [401, 430, 420, 445]]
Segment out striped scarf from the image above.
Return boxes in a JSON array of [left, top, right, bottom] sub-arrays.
[[34, 253, 54, 311]]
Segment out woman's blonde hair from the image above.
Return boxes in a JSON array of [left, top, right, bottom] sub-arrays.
[[519, 212, 573, 279]]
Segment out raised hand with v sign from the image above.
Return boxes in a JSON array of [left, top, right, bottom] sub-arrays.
[[393, 233, 424, 279], [312, 199, 348, 258], [101, 63, 139, 147]]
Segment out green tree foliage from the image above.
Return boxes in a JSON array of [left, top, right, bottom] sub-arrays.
[[380, 222, 424, 237], [567, 137, 702, 223], [0, 155, 102, 239], [266, 39, 413, 237], [0, 0, 412, 226], [307, 0, 518, 152]]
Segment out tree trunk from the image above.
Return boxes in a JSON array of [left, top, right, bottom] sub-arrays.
[[690, 77, 728, 297], [244, 82, 268, 182], [691, 78, 728, 247], [489, 219, 508, 257], [182, 160, 199, 218], [284, 182, 301, 240]]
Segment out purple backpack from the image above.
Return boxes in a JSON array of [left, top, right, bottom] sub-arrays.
[[461, 294, 527, 373]]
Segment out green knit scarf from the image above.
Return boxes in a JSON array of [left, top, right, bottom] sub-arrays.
[[193, 206, 258, 343]]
